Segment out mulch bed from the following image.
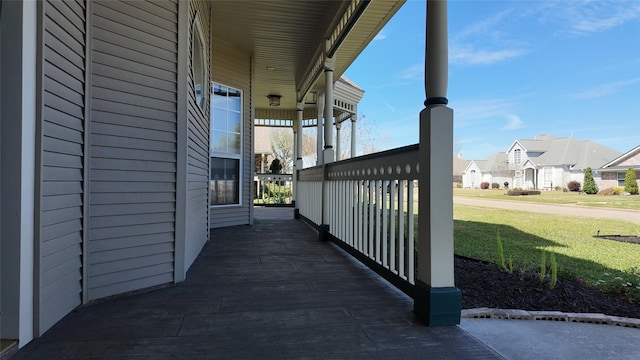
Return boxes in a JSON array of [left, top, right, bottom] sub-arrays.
[[455, 256, 640, 319]]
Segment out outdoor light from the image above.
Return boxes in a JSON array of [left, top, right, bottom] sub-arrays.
[[267, 94, 281, 106]]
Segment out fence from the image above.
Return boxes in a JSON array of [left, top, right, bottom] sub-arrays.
[[254, 173, 293, 206]]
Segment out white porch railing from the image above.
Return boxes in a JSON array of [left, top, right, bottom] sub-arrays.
[[254, 173, 293, 206], [297, 145, 419, 294]]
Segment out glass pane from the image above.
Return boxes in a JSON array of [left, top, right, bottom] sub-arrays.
[[193, 30, 204, 107], [228, 89, 241, 110], [212, 131, 228, 154], [229, 134, 241, 154], [213, 108, 228, 131], [228, 111, 241, 134]]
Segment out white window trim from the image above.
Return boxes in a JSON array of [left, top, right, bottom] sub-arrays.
[[210, 82, 243, 207], [192, 16, 206, 109]]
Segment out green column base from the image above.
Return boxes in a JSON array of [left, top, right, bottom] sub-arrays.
[[413, 280, 461, 326]]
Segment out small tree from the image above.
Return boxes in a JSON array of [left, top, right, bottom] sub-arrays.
[[624, 167, 639, 195], [583, 167, 598, 194], [269, 158, 282, 174]]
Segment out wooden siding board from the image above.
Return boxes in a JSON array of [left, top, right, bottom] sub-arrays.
[[90, 232, 174, 252], [92, 47, 175, 78], [37, 1, 85, 333], [90, 244, 174, 266], [88, 273, 173, 301], [89, 262, 174, 289], [88, 0, 178, 301], [94, 2, 177, 39], [90, 203, 176, 218], [44, 106, 83, 132], [92, 63, 175, 93]]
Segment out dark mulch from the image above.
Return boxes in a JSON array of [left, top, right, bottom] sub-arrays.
[[455, 256, 640, 319]]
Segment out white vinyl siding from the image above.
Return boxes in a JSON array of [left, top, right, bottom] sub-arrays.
[[210, 38, 252, 228], [88, 0, 178, 300], [38, 0, 86, 334]]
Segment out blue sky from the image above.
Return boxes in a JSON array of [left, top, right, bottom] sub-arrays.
[[344, 0, 640, 160]]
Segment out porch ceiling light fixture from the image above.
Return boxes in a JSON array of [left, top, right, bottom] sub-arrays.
[[267, 94, 281, 107]]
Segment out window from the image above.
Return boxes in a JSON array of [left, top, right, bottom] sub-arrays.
[[514, 149, 522, 165], [543, 167, 552, 188], [210, 84, 242, 206], [618, 172, 625, 187], [192, 22, 205, 108]]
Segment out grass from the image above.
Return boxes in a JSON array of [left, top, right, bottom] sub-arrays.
[[454, 204, 640, 299], [454, 188, 640, 210]]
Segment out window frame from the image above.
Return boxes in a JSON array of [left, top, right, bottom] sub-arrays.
[[210, 82, 243, 207], [514, 149, 522, 165], [617, 172, 625, 187], [192, 18, 206, 109]]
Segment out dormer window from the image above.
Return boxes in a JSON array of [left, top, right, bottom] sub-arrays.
[[514, 149, 522, 165]]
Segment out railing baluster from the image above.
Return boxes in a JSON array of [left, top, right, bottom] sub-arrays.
[[368, 179, 374, 259], [375, 180, 381, 263], [382, 180, 388, 268], [390, 180, 396, 274], [408, 180, 415, 284], [398, 179, 405, 280]]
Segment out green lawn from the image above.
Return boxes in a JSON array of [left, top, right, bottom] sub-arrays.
[[454, 204, 640, 300], [454, 188, 640, 210]]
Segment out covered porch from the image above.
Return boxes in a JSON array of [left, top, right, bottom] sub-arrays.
[[11, 208, 499, 359]]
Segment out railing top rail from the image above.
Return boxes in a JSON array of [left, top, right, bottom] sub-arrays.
[[254, 173, 293, 181], [298, 144, 420, 181]]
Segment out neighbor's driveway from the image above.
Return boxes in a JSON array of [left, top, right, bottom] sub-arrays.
[[453, 196, 640, 224]]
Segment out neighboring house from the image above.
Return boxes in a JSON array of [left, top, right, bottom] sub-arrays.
[[453, 156, 470, 185], [462, 152, 510, 189], [462, 135, 622, 190], [599, 145, 640, 190], [1, 0, 410, 349], [254, 126, 274, 173]]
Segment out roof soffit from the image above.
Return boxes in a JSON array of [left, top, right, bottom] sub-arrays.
[[210, 0, 404, 111]]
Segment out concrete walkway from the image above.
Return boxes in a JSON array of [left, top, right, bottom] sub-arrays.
[[11, 207, 640, 359], [454, 196, 640, 224], [12, 207, 500, 359]]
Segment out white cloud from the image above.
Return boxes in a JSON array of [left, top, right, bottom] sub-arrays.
[[501, 114, 526, 130], [556, 1, 640, 36], [450, 7, 529, 66], [373, 30, 387, 41], [450, 47, 527, 65], [397, 64, 423, 80], [567, 77, 640, 100]]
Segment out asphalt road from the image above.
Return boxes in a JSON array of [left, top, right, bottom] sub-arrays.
[[453, 196, 640, 224]]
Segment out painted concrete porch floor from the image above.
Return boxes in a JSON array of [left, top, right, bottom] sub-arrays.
[[13, 207, 503, 359]]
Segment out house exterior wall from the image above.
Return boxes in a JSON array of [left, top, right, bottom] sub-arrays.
[[619, 152, 640, 166], [209, 37, 253, 228], [184, 0, 211, 278], [601, 170, 640, 190], [87, 0, 179, 301], [462, 163, 481, 188], [36, 0, 86, 334]]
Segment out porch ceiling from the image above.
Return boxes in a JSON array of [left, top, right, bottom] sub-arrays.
[[211, 0, 405, 111]]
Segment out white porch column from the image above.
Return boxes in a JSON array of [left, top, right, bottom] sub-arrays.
[[294, 102, 304, 219], [335, 122, 342, 161], [350, 114, 357, 158], [316, 92, 324, 166], [323, 52, 335, 164], [414, 0, 461, 327]]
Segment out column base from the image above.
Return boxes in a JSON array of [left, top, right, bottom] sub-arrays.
[[318, 224, 329, 242], [294, 208, 300, 219], [413, 280, 461, 326]]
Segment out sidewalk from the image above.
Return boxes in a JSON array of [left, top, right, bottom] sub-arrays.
[[454, 196, 640, 223]]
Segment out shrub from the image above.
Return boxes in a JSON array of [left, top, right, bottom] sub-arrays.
[[480, 182, 490, 189], [614, 187, 623, 195], [491, 182, 500, 189], [624, 168, 638, 195], [597, 188, 617, 196], [583, 167, 598, 194], [507, 189, 541, 196], [554, 186, 563, 192], [567, 180, 581, 192]]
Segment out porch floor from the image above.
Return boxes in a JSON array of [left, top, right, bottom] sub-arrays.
[[13, 207, 501, 359]]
